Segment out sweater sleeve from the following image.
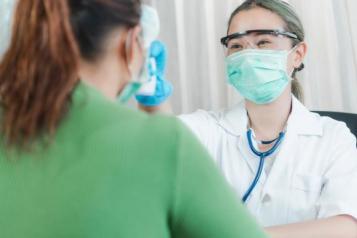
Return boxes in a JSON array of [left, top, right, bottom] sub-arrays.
[[170, 121, 268, 238]]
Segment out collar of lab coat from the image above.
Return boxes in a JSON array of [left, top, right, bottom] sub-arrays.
[[218, 96, 323, 137]]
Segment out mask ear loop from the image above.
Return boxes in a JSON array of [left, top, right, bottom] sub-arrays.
[[287, 43, 302, 77], [125, 28, 146, 83], [125, 29, 136, 81], [117, 29, 146, 104]]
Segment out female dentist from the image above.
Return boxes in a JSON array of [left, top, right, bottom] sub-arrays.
[[137, 0, 357, 237]]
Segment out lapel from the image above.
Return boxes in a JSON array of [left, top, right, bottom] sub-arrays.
[[261, 96, 323, 196]]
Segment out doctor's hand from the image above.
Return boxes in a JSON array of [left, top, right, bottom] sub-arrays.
[[136, 40, 173, 108]]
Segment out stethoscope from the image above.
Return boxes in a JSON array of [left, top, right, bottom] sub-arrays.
[[242, 129, 286, 203]]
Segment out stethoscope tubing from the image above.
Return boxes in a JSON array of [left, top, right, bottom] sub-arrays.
[[242, 129, 285, 203]]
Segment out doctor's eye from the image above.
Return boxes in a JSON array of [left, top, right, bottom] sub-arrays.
[[228, 43, 243, 51], [257, 40, 272, 48]]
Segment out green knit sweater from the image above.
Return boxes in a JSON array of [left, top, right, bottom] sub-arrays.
[[0, 82, 267, 238]]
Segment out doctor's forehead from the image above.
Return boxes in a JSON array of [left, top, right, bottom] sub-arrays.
[[228, 7, 286, 34]]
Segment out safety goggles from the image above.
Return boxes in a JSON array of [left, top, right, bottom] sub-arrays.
[[221, 29, 300, 54]]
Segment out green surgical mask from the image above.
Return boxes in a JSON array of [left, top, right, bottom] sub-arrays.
[[117, 81, 143, 104], [225, 48, 295, 105]]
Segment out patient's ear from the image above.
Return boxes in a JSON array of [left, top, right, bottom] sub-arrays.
[[123, 26, 145, 75]]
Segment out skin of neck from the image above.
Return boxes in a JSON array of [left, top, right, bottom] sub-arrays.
[[246, 85, 293, 142], [78, 30, 129, 102], [79, 57, 126, 102]]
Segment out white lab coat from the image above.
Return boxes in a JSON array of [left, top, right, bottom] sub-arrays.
[[179, 97, 357, 227]]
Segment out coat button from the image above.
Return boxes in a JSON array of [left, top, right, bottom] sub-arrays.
[[262, 194, 271, 203]]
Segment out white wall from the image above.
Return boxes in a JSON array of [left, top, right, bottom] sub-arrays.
[[1, 0, 356, 114]]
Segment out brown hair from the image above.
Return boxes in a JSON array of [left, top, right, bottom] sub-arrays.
[[0, 0, 141, 149], [228, 0, 305, 101]]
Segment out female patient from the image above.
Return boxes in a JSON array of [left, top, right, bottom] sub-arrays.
[[0, 0, 267, 237]]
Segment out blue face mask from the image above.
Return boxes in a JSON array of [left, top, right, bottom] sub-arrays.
[[225, 48, 295, 105]]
